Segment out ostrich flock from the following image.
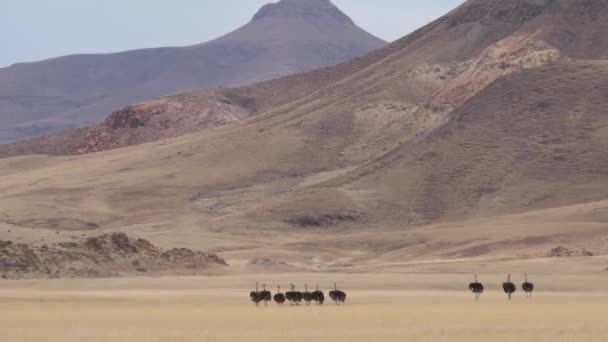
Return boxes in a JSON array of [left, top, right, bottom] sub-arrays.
[[469, 273, 535, 300], [250, 274, 534, 305], [250, 283, 346, 306]]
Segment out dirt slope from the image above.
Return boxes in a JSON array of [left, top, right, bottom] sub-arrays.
[[337, 61, 608, 224]]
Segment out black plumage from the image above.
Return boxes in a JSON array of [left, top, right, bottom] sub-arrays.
[[311, 284, 325, 305], [250, 282, 262, 306], [503, 274, 516, 301], [260, 283, 272, 306], [286, 283, 303, 305], [522, 273, 534, 298], [302, 284, 313, 305], [273, 285, 286, 304], [468, 274, 484, 300], [329, 283, 346, 304]]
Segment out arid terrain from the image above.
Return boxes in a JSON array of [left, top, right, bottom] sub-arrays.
[[1, 273, 608, 342], [0, 0, 607, 277], [1, 0, 608, 340]]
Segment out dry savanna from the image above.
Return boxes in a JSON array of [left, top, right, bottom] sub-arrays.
[[1, 0, 608, 340], [1, 273, 608, 342]]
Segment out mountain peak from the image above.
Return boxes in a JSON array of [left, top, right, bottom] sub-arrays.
[[252, 0, 354, 25]]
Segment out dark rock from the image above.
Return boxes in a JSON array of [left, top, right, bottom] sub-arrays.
[[286, 212, 365, 228], [110, 233, 138, 253], [249, 257, 288, 266], [105, 107, 146, 130], [57, 242, 78, 249], [546, 246, 595, 257], [85, 237, 106, 253]]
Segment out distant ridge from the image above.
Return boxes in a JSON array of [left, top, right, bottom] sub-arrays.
[[0, 0, 385, 142]]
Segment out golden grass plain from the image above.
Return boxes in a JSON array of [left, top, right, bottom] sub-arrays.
[[1, 273, 607, 342]]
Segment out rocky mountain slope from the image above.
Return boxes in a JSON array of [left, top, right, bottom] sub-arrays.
[[4, 0, 603, 158], [0, 0, 385, 142], [1, 0, 607, 272], [0, 233, 226, 279], [0, 0, 568, 157]]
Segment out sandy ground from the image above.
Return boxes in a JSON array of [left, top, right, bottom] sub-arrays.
[[1, 273, 607, 342]]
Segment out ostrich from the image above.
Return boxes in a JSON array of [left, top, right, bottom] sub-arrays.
[[522, 273, 534, 298], [285, 284, 294, 304], [329, 283, 347, 304], [302, 284, 313, 305], [468, 274, 484, 300], [502, 274, 516, 301], [260, 283, 272, 306], [311, 284, 325, 305], [286, 283, 303, 305], [273, 285, 286, 305], [292, 284, 303, 305], [250, 282, 262, 306]]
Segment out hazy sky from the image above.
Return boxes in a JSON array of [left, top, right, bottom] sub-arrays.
[[0, 0, 464, 67]]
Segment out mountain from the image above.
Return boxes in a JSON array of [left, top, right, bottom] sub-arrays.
[[8, 0, 608, 157], [1, 0, 608, 273], [0, 0, 385, 143]]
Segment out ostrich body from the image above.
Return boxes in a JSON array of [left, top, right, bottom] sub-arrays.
[[522, 273, 534, 298], [260, 284, 272, 306], [468, 274, 484, 300], [286, 284, 303, 305], [285, 284, 294, 304], [329, 283, 346, 304], [302, 284, 313, 305], [273, 285, 286, 305], [502, 274, 516, 301], [311, 284, 325, 305], [250, 282, 262, 306]]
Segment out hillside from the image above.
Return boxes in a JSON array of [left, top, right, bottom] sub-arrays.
[[1, 0, 608, 274], [0, 0, 572, 157], [0, 0, 385, 142]]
